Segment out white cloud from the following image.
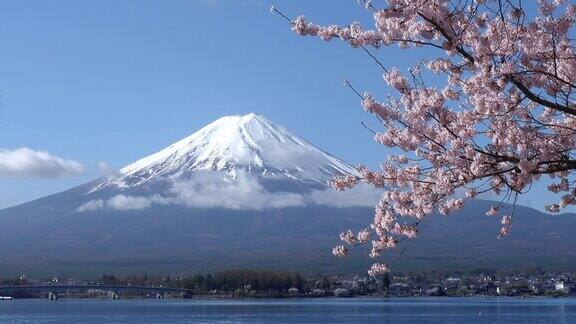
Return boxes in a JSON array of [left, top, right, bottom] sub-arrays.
[[78, 195, 169, 212], [107, 194, 153, 210], [77, 199, 104, 212], [77, 173, 382, 213], [0, 147, 84, 178], [169, 172, 306, 210]]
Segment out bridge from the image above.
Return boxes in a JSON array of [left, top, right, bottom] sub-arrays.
[[0, 285, 192, 300]]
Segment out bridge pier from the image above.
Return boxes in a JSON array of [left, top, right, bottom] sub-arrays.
[[48, 292, 58, 300]]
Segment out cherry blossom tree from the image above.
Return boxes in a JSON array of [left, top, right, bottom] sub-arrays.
[[273, 0, 576, 275]]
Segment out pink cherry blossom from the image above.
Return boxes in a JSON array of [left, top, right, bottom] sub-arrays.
[[367, 263, 390, 276], [339, 230, 356, 245], [329, 174, 359, 191], [370, 236, 397, 258], [332, 245, 348, 257], [357, 228, 371, 243], [486, 206, 499, 216], [498, 226, 511, 239], [277, 0, 576, 272]]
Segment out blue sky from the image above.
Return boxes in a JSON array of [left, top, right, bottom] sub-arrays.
[[0, 0, 557, 210]]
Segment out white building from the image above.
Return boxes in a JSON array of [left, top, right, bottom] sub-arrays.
[[555, 282, 568, 293]]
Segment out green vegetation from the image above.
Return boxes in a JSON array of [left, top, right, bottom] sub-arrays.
[[173, 270, 305, 297]]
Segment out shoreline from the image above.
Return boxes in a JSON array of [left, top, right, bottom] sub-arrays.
[[3, 294, 575, 300]]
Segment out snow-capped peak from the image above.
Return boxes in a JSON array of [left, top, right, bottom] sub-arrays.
[[95, 113, 356, 190]]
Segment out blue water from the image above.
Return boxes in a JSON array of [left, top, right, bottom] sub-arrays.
[[0, 297, 575, 323]]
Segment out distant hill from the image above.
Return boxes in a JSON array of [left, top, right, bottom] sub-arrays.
[[0, 198, 573, 277], [0, 114, 573, 276]]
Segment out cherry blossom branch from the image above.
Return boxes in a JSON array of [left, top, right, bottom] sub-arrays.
[[509, 77, 576, 116], [278, 0, 576, 274]]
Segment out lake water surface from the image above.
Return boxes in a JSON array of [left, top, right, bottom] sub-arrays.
[[0, 297, 575, 323]]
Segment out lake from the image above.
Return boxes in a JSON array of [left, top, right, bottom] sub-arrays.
[[0, 297, 575, 323]]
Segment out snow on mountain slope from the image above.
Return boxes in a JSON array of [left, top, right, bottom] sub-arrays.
[[93, 113, 356, 192]]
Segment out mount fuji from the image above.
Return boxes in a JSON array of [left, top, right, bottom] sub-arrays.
[[98, 113, 355, 190], [73, 113, 365, 213], [0, 113, 574, 276]]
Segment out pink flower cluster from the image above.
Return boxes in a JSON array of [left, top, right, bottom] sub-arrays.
[[286, 0, 576, 272], [339, 230, 356, 245], [357, 228, 371, 243], [498, 215, 513, 239], [332, 245, 348, 257], [486, 206, 499, 216], [329, 174, 359, 191], [367, 263, 390, 276], [369, 236, 397, 258]]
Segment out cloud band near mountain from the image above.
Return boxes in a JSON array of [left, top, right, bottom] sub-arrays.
[[77, 173, 381, 212]]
